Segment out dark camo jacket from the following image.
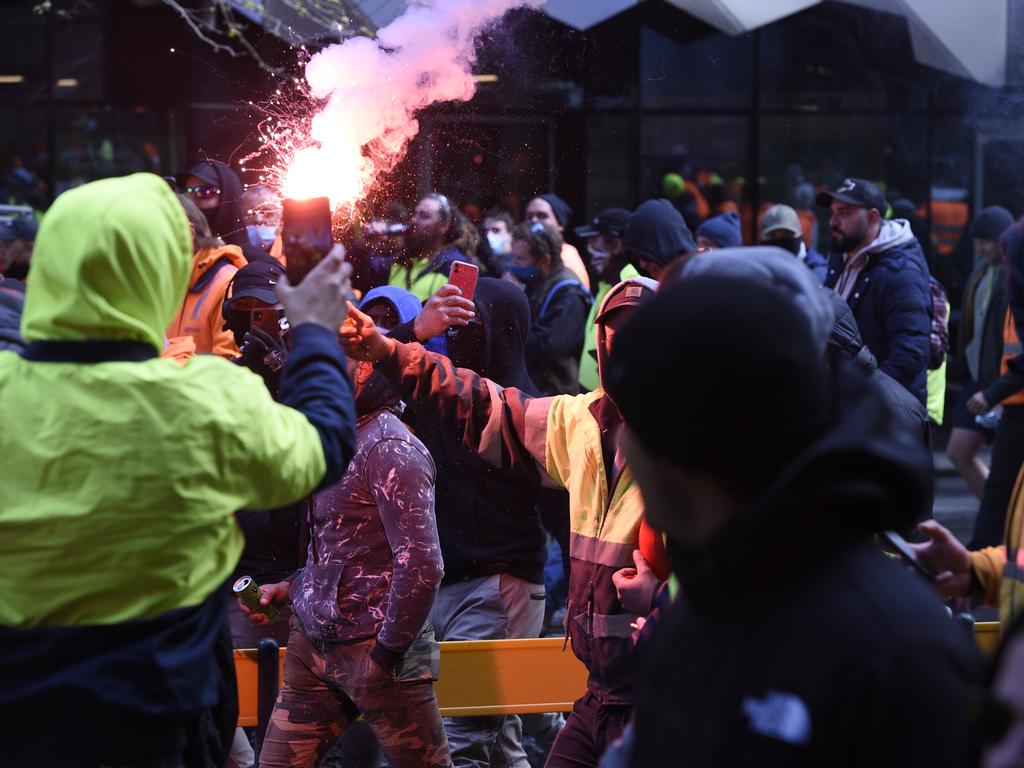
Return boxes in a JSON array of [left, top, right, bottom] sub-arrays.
[[290, 409, 443, 652]]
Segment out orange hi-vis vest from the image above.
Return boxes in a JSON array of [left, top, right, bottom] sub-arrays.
[[920, 200, 969, 257], [1001, 307, 1024, 405]]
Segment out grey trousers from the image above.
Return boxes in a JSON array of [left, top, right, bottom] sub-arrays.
[[430, 574, 546, 768]]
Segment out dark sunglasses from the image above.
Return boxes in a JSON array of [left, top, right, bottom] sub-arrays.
[[184, 185, 221, 200]]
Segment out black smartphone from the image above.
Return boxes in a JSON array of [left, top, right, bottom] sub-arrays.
[[282, 197, 333, 285], [250, 307, 284, 342], [879, 530, 937, 581]]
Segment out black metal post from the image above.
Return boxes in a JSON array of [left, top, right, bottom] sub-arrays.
[[254, 637, 281, 762]]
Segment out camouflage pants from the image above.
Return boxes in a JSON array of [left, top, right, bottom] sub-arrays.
[[258, 625, 451, 768]]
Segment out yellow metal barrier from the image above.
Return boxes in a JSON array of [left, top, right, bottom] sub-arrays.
[[235, 637, 587, 727], [975, 621, 1000, 656], [236, 624, 1004, 727]]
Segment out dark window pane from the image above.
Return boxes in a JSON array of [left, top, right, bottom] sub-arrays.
[[640, 27, 752, 109], [758, 114, 928, 251], [759, 4, 926, 111]]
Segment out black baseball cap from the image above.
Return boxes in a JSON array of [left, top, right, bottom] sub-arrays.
[[815, 178, 888, 214], [175, 161, 220, 189], [229, 259, 285, 304], [575, 208, 632, 239]]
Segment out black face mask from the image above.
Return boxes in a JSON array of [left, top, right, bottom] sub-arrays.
[[224, 307, 251, 349]]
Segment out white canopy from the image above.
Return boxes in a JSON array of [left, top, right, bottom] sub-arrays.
[[546, 0, 1009, 86]]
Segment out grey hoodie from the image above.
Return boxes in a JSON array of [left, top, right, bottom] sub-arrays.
[[834, 219, 916, 301]]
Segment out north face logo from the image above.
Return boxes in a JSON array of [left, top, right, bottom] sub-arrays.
[[741, 691, 811, 746]]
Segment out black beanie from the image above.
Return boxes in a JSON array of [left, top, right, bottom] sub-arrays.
[[535, 193, 573, 229], [606, 275, 829, 490], [971, 206, 1015, 241]]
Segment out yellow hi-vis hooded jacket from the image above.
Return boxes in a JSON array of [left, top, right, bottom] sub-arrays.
[[0, 173, 327, 629]]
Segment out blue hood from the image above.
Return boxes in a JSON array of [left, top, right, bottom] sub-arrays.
[[359, 286, 422, 325]]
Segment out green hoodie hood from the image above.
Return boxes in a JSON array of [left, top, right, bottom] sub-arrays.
[[21, 173, 191, 352]]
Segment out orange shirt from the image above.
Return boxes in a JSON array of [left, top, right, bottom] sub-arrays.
[[561, 243, 591, 292]]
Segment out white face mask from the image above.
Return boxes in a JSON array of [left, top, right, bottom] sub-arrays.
[[487, 231, 510, 256]]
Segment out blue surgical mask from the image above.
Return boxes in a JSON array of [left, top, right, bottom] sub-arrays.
[[247, 224, 278, 249], [487, 231, 510, 256], [510, 263, 540, 283]]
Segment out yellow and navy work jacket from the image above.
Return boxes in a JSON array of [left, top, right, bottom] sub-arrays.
[[0, 173, 356, 728], [378, 341, 644, 704]]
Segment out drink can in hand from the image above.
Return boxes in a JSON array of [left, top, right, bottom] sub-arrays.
[[233, 575, 280, 622]]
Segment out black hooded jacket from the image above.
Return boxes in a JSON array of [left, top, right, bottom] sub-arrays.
[[825, 289, 932, 520], [630, 365, 980, 767], [389, 278, 547, 584], [623, 198, 697, 271], [184, 160, 248, 249], [525, 264, 591, 396]]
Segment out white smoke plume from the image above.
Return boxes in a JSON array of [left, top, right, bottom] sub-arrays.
[[283, 0, 545, 205]]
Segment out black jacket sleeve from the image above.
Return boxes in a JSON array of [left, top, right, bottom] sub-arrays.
[[387, 318, 418, 345], [277, 323, 357, 489]]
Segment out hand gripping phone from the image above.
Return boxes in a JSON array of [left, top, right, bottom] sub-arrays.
[[282, 197, 333, 285], [448, 261, 479, 302], [879, 530, 937, 581]]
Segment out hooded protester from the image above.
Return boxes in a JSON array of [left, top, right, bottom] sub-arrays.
[[623, 199, 699, 280], [819, 177, 932, 404], [0, 173, 357, 767], [360, 285, 424, 331], [177, 159, 249, 248], [525, 193, 591, 290], [167, 193, 248, 359], [606, 274, 980, 768], [696, 211, 742, 250], [511, 221, 592, 395], [386, 277, 550, 767], [678, 247, 931, 484], [824, 288, 932, 472], [341, 275, 660, 767]]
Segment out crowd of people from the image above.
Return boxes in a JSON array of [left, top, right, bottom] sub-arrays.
[[4, 155, 1024, 768]]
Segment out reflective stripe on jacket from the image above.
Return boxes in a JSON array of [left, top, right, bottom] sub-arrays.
[[377, 341, 644, 704], [970, 464, 1024, 628], [167, 244, 247, 358]]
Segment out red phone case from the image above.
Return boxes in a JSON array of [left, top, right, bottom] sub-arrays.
[[449, 261, 479, 303]]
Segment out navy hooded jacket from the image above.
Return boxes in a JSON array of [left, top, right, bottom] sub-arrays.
[[823, 220, 932, 404]]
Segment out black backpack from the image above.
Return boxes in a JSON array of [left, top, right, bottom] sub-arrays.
[[928, 276, 950, 370]]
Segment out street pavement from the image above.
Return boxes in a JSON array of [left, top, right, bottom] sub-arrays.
[[932, 448, 982, 545]]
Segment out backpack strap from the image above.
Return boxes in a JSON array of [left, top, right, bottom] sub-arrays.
[[540, 279, 593, 318]]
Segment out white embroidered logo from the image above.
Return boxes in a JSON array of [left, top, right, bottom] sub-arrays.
[[741, 691, 811, 746], [836, 178, 856, 194]]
